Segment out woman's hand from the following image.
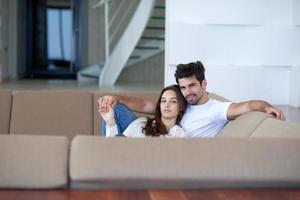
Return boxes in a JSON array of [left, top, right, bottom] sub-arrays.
[[98, 104, 116, 127], [98, 96, 118, 113]]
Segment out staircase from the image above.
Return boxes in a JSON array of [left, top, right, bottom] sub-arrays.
[[125, 3, 165, 68], [77, 0, 165, 86]]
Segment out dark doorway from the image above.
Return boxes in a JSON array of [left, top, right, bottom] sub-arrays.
[[26, 0, 78, 79]]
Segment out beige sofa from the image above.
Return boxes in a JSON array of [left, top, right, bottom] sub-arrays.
[[0, 89, 300, 189]]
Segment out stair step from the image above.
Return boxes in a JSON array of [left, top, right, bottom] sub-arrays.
[[129, 55, 141, 59], [80, 73, 98, 79], [151, 16, 165, 20], [141, 36, 165, 41], [135, 46, 160, 50], [145, 26, 165, 30], [154, 6, 165, 10]]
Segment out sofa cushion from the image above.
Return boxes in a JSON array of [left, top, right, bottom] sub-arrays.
[[0, 90, 12, 134], [10, 91, 93, 139], [70, 136, 300, 188], [208, 92, 229, 102], [251, 118, 300, 138], [0, 135, 69, 189], [218, 111, 271, 137], [93, 91, 159, 136]]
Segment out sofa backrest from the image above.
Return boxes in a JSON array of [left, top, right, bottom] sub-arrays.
[[0, 90, 12, 134], [93, 91, 160, 136], [207, 92, 229, 102], [70, 136, 300, 188], [218, 111, 271, 137], [10, 91, 94, 139]]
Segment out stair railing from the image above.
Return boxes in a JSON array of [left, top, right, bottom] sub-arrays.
[[97, 0, 155, 85]]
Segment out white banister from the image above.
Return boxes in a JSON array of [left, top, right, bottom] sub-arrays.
[[99, 0, 155, 85]]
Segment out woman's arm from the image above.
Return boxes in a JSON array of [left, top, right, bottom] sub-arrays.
[[98, 104, 119, 137]]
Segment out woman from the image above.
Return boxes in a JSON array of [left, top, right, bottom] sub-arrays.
[[98, 85, 187, 137]]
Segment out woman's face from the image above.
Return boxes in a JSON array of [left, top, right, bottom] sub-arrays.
[[160, 90, 180, 120]]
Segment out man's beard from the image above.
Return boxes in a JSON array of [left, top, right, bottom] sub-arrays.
[[185, 94, 200, 105]]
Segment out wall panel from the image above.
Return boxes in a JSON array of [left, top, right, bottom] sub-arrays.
[[165, 0, 300, 106]]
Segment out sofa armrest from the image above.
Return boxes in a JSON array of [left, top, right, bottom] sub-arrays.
[[0, 135, 69, 189], [251, 118, 300, 138]]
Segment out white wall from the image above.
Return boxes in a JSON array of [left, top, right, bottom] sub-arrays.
[[165, 0, 300, 106]]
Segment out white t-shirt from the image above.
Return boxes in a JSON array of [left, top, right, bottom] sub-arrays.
[[180, 99, 231, 137], [106, 117, 187, 137]]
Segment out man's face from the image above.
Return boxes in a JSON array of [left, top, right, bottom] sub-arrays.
[[178, 75, 205, 105]]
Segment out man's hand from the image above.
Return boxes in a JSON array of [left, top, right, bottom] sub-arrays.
[[97, 95, 118, 113], [228, 100, 285, 121], [265, 106, 285, 120]]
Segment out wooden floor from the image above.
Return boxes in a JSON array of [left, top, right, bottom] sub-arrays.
[[0, 189, 300, 200]]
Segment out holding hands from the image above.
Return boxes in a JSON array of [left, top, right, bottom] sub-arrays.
[[98, 95, 118, 112], [98, 96, 118, 127]]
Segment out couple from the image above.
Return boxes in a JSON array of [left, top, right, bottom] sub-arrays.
[[98, 61, 285, 138]]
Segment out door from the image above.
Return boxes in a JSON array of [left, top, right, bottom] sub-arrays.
[[26, 0, 78, 78]]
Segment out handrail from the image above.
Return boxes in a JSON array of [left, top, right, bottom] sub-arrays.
[[93, 0, 137, 65], [99, 0, 155, 85], [78, 0, 138, 82]]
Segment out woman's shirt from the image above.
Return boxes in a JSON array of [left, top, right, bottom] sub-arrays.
[[106, 117, 187, 137]]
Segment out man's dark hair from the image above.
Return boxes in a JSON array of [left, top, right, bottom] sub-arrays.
[[174, 61, 206, 84]]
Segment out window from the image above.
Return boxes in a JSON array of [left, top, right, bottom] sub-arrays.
[[47, 8, 72, 68]]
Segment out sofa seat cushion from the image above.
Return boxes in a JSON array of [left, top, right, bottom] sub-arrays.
[[0, 135, 69, 189], [70, 136, 300, 189]]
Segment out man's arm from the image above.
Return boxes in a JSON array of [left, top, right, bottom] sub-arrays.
[[98, 95, 156, 114], [227, 100, 285, 120]]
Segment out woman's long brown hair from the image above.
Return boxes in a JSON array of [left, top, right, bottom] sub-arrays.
[[143, 85, 187, 137]]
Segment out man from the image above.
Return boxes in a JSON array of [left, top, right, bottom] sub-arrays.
[[98, 61, 284, 137]]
